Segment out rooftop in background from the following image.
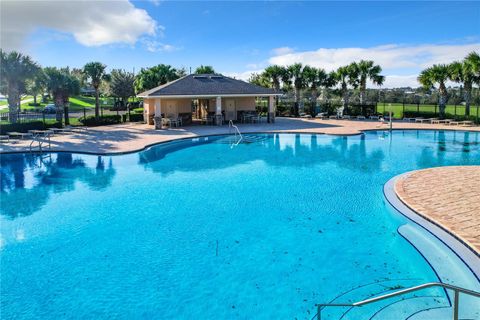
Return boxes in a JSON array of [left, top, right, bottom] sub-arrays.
[[138, 74, 280, 98]]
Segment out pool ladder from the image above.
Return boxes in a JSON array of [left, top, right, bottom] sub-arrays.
[[29, 132, 51, 153], [314, 282, 480, 320], [228, 120, 243, 146]]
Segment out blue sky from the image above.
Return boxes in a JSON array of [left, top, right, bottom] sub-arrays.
[[1, 1, 479, 87]]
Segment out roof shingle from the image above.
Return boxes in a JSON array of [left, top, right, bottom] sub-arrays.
[[138, 74, 277, 97]]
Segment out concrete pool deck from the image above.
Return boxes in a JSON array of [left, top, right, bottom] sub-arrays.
[[1, 117, 479, 154], [394, 166, 480, 255]]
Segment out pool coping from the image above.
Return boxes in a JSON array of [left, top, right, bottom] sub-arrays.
[[384, 174, 480, 281], [0, 127, 478, 156]]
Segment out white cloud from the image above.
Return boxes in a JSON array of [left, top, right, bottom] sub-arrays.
[[141, 39, 179, 53], [269, 43, 480, 71], [1, 0, 158, 50], [271, 46, 295, 56], [267, 42, 480, 87], [223, 69, 264, 81]]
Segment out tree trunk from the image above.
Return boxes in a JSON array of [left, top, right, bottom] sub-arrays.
[[55, 94, 64, 123], [64, 98, 70, 125], [95, 88, 100, 119], [342, 86, 349, 115], [7, 85, 20, 123], [359, 83, 366, 105], [464, 82, 472, 116], [33, 94, 37, 105], [294, 87, 300, 116], [311, 87, 318, 116], [438, 83, 447, 118]]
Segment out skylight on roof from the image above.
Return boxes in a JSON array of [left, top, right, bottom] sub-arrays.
[[209, 75, 223, 79]]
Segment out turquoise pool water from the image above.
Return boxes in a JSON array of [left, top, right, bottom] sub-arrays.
[[1, 130, 479, 319]]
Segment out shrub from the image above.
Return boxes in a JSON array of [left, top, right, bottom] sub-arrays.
[[78, 115, 122, 126], [132, 107, 144, 114], [0, 121, 62, 134], [122, 113, 144, 122]]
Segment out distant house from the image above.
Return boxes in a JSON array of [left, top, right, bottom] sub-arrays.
[[138, 74, 280, 127], [80, 87, 96, 96]]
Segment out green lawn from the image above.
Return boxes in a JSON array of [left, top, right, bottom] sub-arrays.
[[375, 103, 480, 119], [1, 95, 115, 113]]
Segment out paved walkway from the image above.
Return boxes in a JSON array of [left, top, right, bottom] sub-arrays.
[[1, 118, 478, 154], [395, 166, 480, 254]]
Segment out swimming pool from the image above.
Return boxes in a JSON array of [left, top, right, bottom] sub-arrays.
[[1, 130, 479, 319]]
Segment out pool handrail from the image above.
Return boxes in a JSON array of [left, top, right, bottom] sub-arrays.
[[315, 282, 480, 320]]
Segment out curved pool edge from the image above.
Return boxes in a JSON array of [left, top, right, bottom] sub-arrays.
[[0, 127, 478, 156], [383, 174, 480, 280]]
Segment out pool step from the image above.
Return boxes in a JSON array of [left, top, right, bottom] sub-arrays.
[[214, 134, 269, 144], [315, 224, 480, 319]]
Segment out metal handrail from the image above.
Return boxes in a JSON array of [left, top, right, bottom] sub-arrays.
[[315, 282, 480, 320], [228, 120, 243, 145], [29, 132, 51, 153]]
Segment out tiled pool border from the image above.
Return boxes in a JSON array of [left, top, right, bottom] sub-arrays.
[[384, 175, 480, 281]]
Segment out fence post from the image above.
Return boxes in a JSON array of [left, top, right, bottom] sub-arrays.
[[476, 104, 479, 123]]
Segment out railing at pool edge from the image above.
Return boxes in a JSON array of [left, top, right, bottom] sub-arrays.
[[315, 282, 480, 320], [228, 120, 243, 146]]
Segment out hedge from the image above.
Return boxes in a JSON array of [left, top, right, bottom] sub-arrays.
[[0, 121, 62, 134], [78, 115, 122, 126], [122, 113, 144, 122]]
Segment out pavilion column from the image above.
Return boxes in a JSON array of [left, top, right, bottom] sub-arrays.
[[154, 98, 162, 129], [215, 96, 222, 125], [268, 96, 275, 123]]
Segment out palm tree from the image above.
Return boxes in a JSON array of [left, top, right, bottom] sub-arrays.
[[354, 60, 385, 104], [285, 63, 308, 116], [449, 52, 480, 116], [44, 67, 80, 124], [195, 65, 215, 74], [332, 64, 358, 115], [303, 66, 328, 115], [83, 62, 108, 119], [26, 69, 47, 105], [263, 65, 286, 92], [418, 64, 450, 118], [0, 50, 40, 122]]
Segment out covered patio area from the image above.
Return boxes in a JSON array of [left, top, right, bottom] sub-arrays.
[[138, 74, 281, 129]]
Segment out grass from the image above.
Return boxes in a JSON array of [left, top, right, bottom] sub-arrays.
[[376, 103, 480, 119], [0, 95, 115, 113]]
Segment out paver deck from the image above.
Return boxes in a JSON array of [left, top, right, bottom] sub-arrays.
[[1, 118, 478, 154], [394, 166, 480, 254]]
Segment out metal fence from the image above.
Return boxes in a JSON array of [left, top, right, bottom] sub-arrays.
[[0, 107, 142, 126]]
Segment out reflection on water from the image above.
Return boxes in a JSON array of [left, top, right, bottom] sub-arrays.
[[0, 153, 116, 219], [1, 130, 479, 220], [139, 133, 386, 175]]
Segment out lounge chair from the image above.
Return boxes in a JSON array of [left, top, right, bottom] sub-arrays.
[[300, 112, 312, 119], [356, 115, 366, 120], [0, 135, 10, 143], [50, 127, 73, 134], [461, 121, 473, 127], [7, 132, 33, 139], [315, 113, 328, 119]]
